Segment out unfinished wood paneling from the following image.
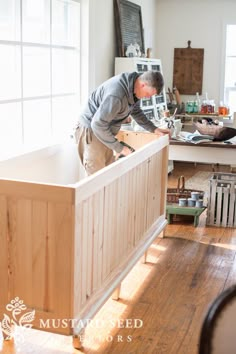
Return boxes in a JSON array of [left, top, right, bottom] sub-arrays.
[[0, 135, 168, 341], [0, 196, 8, 306], [31, 201, 48, 310]]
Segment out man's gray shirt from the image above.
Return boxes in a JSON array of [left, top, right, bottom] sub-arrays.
[[77, 72, 157, 153]]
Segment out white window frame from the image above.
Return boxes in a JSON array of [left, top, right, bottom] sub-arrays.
[[221, 22, 236, 114], [0, 0, 81, 160]]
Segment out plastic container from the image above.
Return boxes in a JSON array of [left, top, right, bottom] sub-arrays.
[[196, 199, 203, 208], [191, 192, 200, 200], [179, 198, 187, 207], [188, 198, 196, 207]]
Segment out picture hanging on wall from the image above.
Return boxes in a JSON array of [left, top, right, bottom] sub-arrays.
[[114, 0, 145, 57]]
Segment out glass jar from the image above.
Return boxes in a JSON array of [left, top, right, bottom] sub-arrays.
[[186, 101, 194, 113]]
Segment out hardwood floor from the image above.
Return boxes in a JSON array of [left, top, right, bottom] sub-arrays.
[[1, 162, 235, 354]]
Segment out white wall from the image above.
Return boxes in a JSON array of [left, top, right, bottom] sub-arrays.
[[83, 0, 158, 97], [156, 0, 236, 105], [133, 0, 158, 57], [84, 0, 236, 108]]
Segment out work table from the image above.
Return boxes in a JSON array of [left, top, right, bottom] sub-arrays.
[[119, 128, 236, 170], [169, 139, 236, 170]]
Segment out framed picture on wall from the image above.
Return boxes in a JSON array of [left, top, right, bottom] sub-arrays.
[[114, 0, 145, 57]]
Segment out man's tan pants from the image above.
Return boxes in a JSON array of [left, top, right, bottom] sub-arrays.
[[76, 126, 114, 176]]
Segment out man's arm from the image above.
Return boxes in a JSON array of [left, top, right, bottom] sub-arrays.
[[131, 102, 170, 136], [91, 95, 125, 153]]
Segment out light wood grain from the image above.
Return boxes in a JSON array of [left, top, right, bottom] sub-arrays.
[[1, 162, 235, 354], [0, 137, 168, 346]]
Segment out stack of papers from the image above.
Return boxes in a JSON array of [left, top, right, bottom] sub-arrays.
[[175, 131, 214, 144], [224, 136, 236, 144]]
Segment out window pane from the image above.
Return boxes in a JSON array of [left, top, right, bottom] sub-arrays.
[[52, 0, 80, 47], [23, 99, 51, 148], [0, 103, 22, 159], [226, 25, 236, 56], [225, 57, 236, 87], [0, 0, 80, 159], [0, 0, 20, 41], [228, 90, 236, 113], [22, 0, 50, 43], [0, 44, 21, 100], [23, 47, 50, 97], [52, 49, 80, 94], [52, 96, 79, 140]]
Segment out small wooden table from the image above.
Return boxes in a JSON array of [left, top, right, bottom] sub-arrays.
[[166, 203, 206, 227]]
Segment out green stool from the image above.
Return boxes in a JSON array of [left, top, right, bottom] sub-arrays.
[[166, 203, 206, 227]]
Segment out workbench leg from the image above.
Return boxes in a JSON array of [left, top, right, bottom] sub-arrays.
[[141, 251, 148, 264], [73, 330, 85, 350], [194, 216, 199, 227], [167, 213, 172, 224], [112, 284, 121, 300]]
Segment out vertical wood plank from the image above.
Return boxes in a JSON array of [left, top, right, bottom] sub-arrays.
[[0, 196, 9, 306], [222, 187, 229, 227], [119, 174, 127, 261], [73, 202, 83, 316], [209, 180, 217, 225], [137, 161, 148, 243], [216, 186, 223, 226], [47, 202, 73, 317], [32, 201, 47, 310], [146, 153, 162, 228], [126, 169, 135, 253], [81, 198, 89, 306], [86, 196, 93, 298], [102, 184, 113, 280], [13, 199, 33, 305], [113, 179, 120, 268], [92, 189, 104, 292], [160, 147, 168, 216], [234, 190, 236, 227], [134, 164, 142, 244], [228, 184, 235, 227]]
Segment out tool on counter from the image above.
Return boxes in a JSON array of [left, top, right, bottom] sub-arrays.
[[173, 87, 181, 105], [172, 107, 178, 119], [118, 141, 135, 158], [167, 87, 174, 104]]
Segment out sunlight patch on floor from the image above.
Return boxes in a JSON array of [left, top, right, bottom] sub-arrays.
[[211, 243, 236, 251]]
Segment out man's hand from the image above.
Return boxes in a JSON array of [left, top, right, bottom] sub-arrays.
[[116, 145, 133, 159], [154, 127, 171, 138], [120, 145, 133, 157]]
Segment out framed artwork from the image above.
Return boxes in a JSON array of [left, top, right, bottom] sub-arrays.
[[114, 0, 145, 57]]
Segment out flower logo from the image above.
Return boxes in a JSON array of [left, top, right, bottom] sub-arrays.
[[0, 297, 35, 340]]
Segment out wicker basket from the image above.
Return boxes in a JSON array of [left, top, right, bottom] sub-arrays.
[[167, 175, 204, 203]]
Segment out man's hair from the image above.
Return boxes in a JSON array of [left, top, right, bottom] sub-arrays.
[[139, 70, 164, 94]]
